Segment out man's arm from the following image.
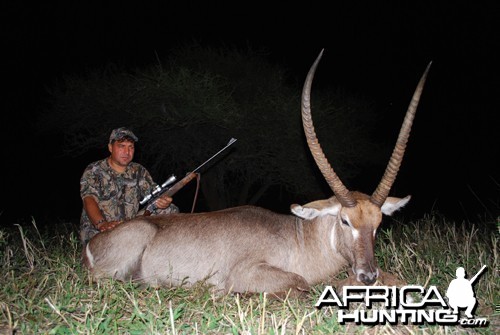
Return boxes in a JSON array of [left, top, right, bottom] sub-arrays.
[[83, 196, 121, 231]]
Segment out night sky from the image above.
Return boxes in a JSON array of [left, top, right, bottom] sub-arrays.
[[1, 1, 498, 224]]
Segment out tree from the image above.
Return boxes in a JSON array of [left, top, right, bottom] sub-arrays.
[[40, 43, 382, 212]]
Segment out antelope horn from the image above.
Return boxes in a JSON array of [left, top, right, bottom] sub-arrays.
[[302, 49, 356, 208], [370, 62, 432, 207]]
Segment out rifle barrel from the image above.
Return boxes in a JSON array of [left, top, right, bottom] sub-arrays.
[[192, 138, 237, 173], [469, 265, 487, 284], [141, 138, 237, 209]]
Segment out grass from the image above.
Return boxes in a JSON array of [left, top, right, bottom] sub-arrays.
[[0, 214, 498, 334]]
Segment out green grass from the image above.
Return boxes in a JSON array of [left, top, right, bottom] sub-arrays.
[[1, 214, 498, 334]]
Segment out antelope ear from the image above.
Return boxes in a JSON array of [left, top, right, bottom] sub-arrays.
[[291, 198, 342, 219], [381, 195, 411, 216]]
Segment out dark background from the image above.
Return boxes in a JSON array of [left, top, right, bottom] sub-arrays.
[[1, 1, 498, 225]]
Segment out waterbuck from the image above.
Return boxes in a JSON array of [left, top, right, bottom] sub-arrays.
[[83, 50, 431, 295]]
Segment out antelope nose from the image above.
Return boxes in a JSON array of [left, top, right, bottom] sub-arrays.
[[358, 272, 377, 285]]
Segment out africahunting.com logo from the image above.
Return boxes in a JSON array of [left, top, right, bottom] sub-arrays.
[[315, 265, 489, 328]]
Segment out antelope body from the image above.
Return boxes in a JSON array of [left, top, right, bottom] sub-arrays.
[[84, 50, 431, 295]]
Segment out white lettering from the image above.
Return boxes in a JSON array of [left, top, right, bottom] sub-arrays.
[[365, 286, 392, 307], [342, 286, 365, 306], [315, 286, 342, 308], [421, 286, 448, 307], [316, 285, 485, 328]]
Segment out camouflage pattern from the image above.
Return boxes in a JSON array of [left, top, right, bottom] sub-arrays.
[[109, 127, 138, 143], [80, 158, 178, 244]]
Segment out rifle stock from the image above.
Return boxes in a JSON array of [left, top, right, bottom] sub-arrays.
[[166, 172, 198, 197], [143, 172, 198, 216]]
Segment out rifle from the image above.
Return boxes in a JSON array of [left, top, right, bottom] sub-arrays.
[[141, 138, 237, 216], [469, 265, 487, 285]]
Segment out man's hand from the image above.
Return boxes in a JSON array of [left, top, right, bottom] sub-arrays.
[[155, 195, 173, 209], [98, 221, 122, 232]]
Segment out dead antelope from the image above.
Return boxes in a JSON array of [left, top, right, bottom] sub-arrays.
[[83, 50, 431, 295]]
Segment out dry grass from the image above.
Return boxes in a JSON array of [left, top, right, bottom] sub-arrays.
[[0, 213, 498, 334]]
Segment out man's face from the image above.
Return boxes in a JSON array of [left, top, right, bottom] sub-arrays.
[[108, 139, 135, 167]]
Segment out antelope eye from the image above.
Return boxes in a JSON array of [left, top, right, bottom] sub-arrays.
[[341, 218, 349, 226]]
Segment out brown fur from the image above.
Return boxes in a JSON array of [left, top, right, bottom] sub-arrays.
[[84, 196, 409, 295]]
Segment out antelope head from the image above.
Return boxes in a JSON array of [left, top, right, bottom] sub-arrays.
[[293, 50, 431, 284]]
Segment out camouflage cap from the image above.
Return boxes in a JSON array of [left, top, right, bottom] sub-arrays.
[[109, 127, 138, 143]]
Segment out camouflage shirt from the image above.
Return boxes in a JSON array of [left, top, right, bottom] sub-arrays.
[[80, 158, 178, 244]]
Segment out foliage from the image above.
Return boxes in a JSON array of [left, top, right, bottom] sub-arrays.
[[0, 214, 498, 334], [39, 43, 382, 211]]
